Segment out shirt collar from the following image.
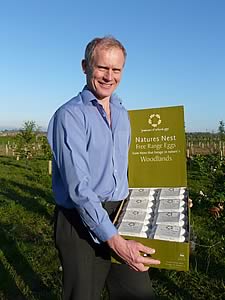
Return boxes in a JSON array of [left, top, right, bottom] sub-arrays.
[[81, 86, 122, 107]]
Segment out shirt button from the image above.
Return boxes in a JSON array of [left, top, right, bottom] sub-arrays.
[[115, 169, 117, 173], [115, 188, 118, 191]]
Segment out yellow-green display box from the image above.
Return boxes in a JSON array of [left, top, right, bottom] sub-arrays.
[[112, 197, 190, 272], [112, 106, 190, 271], [123, 235, 189, 271], [128, 106, 187, 188]]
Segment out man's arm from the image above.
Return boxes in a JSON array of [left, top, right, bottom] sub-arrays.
[[48, 106, 118, 242]]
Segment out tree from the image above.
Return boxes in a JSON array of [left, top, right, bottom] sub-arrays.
[[218, 120, 225, 141], [39, 135, 52, 160], [16, 121, 40, 159]]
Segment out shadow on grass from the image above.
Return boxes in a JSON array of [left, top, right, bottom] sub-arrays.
[[189, 214, 225, 282], [190, 251, 225, 281], [0, 223, 58, 300], [0, 260, 25, 300], [0, 178, 54, 220], [0, 157, 32, 171], [150, 268, 193, 300]]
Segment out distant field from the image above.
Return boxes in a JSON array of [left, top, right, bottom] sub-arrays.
[[0, 135, 49, 158], [1, 134, 224, 157], [0, 136, 17, 145]]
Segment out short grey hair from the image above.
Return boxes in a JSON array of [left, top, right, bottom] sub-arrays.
[[84, 36, 127, 68]]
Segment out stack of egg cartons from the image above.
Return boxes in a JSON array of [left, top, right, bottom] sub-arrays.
[[117, 188, 155, 238], [151, 188, 187, 242]]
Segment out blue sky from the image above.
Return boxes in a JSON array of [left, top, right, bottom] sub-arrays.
[[1, 0, 225, 132]]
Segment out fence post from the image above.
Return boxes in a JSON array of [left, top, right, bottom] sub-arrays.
[[186, 148, 190, 158], [191, 143, 194, 155], [48, 160, 52, 175]]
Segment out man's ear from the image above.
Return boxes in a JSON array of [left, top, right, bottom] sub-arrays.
[[82, 59, 87, 74]]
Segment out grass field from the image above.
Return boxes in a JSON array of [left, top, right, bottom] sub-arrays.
[[0, 157, 61, 300], [0, 155, 225, 299]]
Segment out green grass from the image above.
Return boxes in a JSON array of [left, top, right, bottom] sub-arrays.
[[0, 156, 61, 300], [0, 155, 225, 299]]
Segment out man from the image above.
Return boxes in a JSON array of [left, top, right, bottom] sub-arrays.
[[48, 36, 160, 300]]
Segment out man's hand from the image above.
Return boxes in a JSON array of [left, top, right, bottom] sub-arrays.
[[107, 234, 160, 272]]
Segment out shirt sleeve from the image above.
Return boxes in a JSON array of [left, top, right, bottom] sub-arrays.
[[48, 106, 118, 243]]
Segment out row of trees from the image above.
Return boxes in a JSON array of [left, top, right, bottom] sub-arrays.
[[187, 121, 225, 139], [12, 119, 225, 160]]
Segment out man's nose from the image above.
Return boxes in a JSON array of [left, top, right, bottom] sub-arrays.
[[103, 69, 112, 81]]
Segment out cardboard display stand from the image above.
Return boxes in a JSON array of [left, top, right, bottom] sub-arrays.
[[112, 105, 190, 271]]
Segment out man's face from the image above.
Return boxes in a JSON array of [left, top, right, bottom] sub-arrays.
[[82, 46, 125, 101]]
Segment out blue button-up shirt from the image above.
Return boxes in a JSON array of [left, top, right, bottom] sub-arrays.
[[47, 87, 130, 243]]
